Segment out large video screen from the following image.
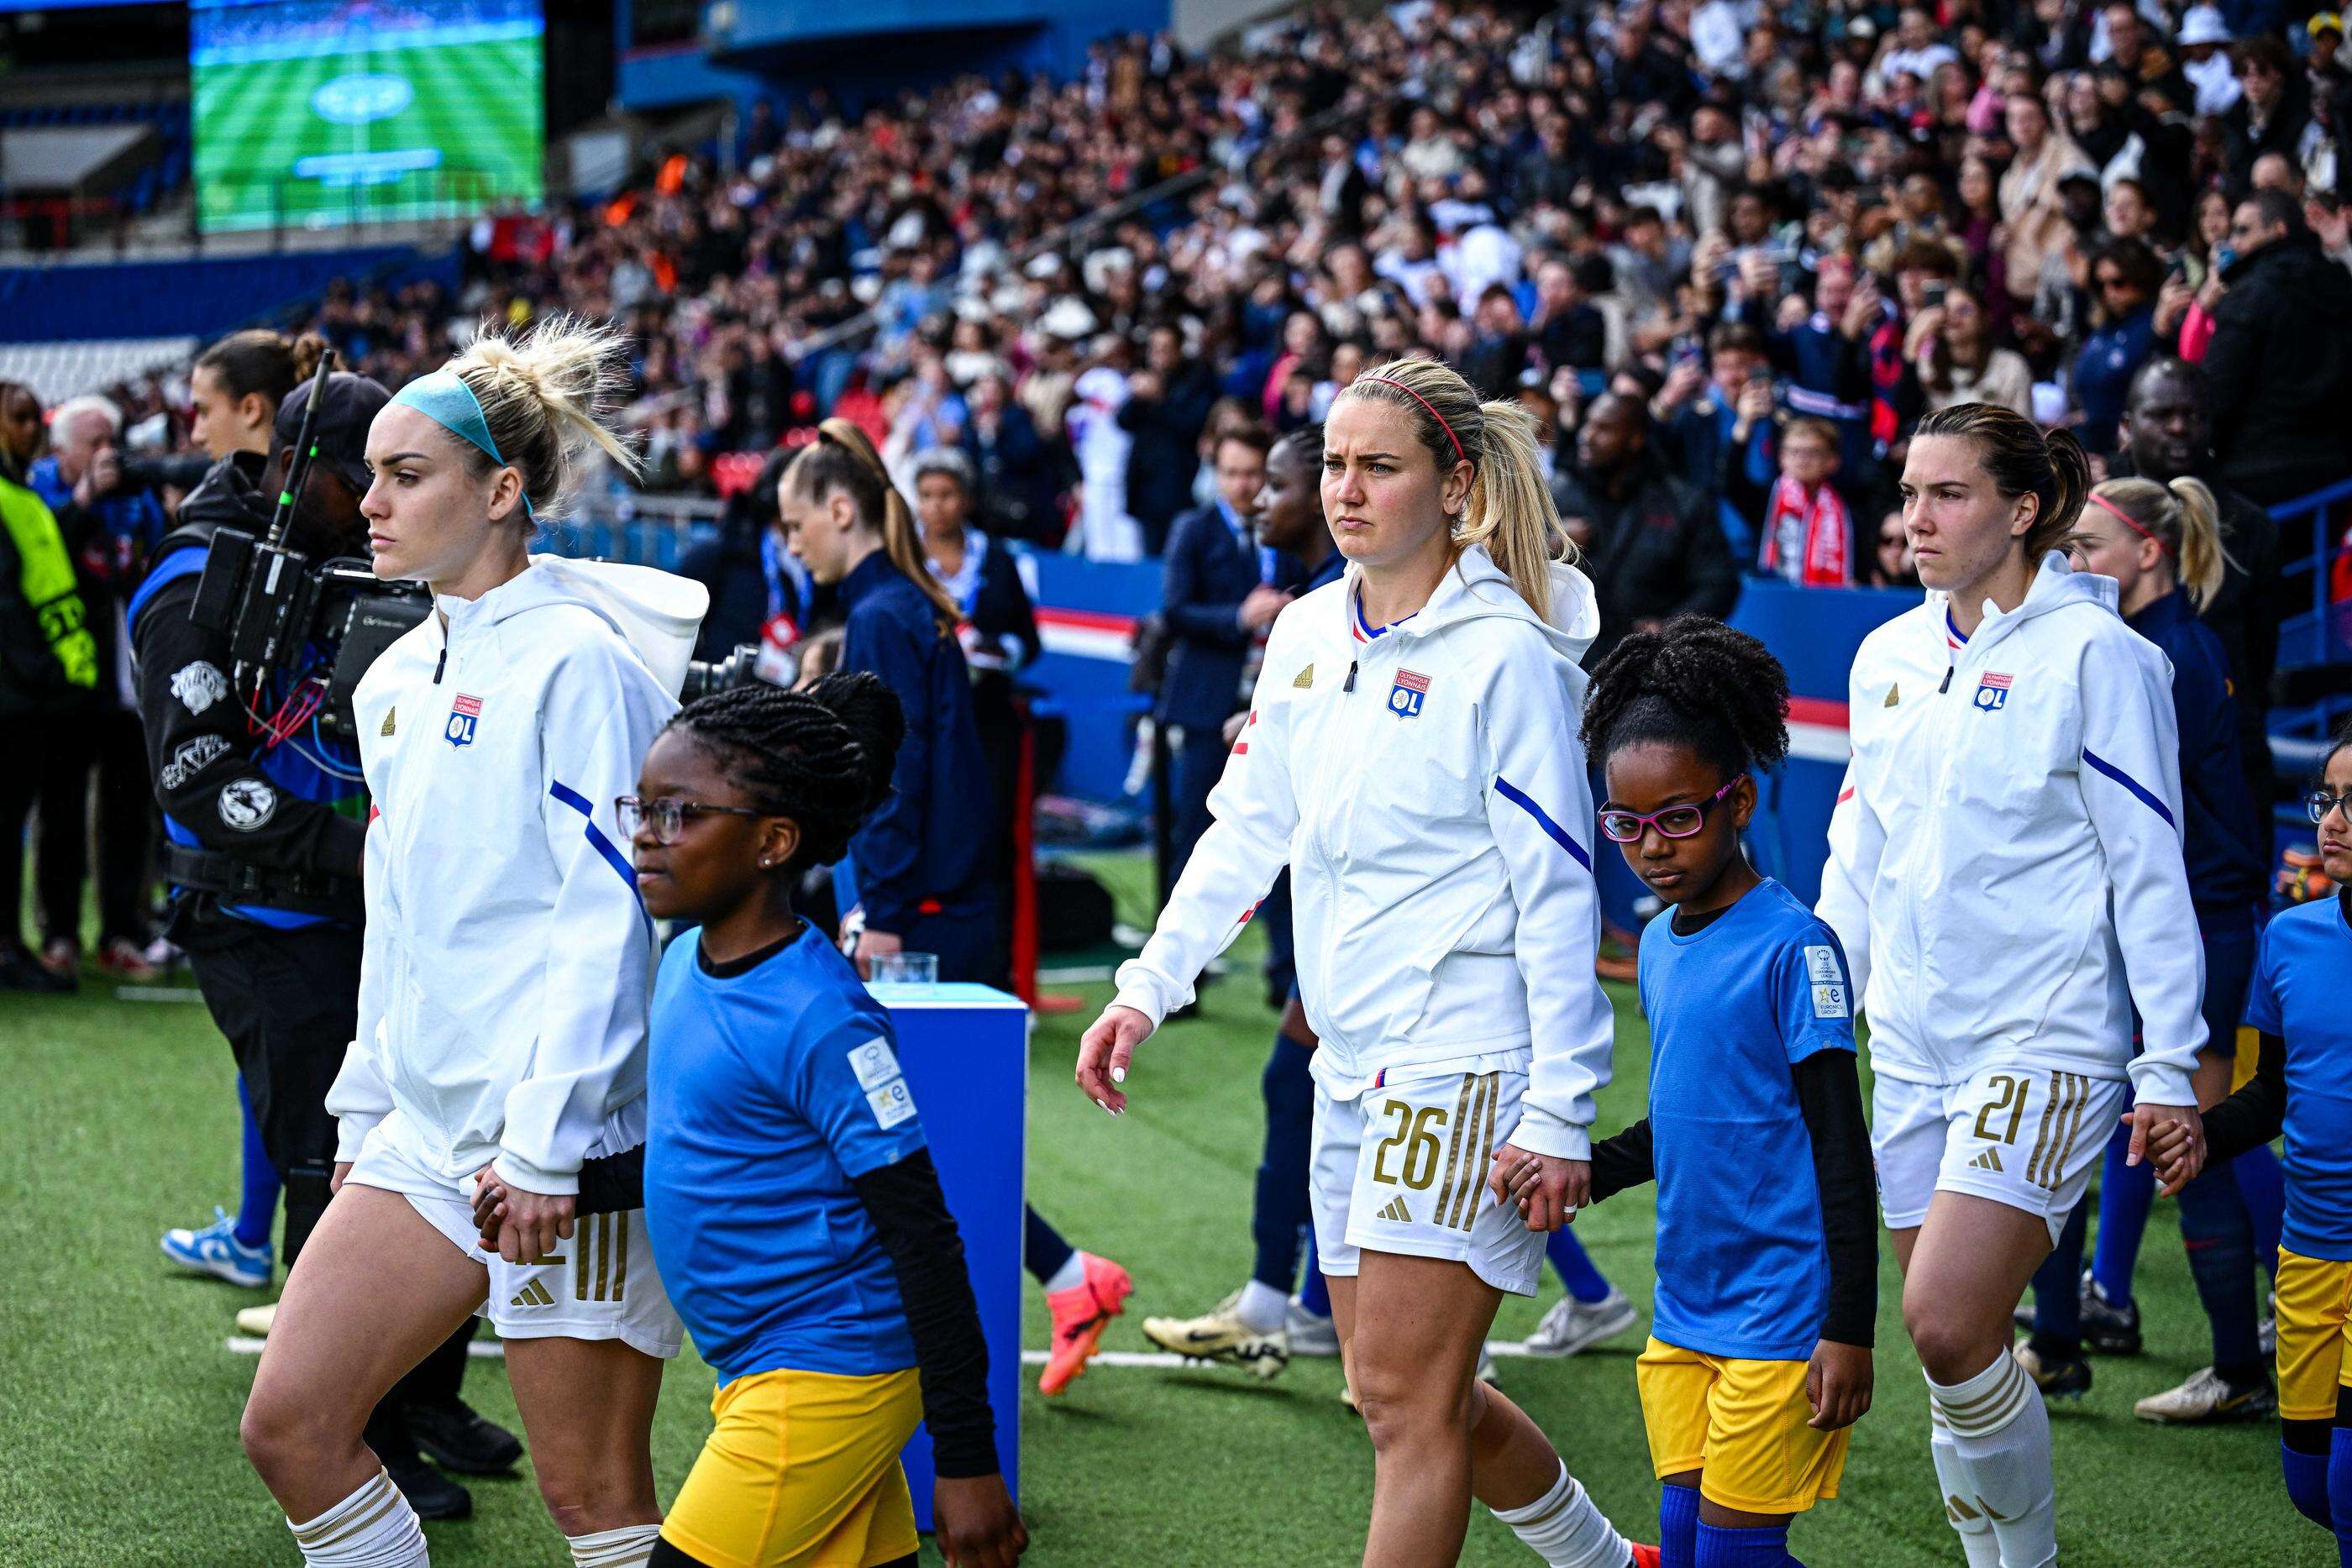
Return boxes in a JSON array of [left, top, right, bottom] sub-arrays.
[[192, 0, 544, 234]]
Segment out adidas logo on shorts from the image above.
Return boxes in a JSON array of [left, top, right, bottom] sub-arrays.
[[509, 1280, 555, 1308], [1968, 1148, 2003, 1173], [1376, 1197, 1413, 1224]]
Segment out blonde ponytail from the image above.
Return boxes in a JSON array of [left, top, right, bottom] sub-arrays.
[[1461, 397, 1571, 622], [2088, 475, 2237, 611], [1337, 358, 1570, 622], [446, 313, 640, 521], [785, 418, 961, 632], [2167, 475, 2231, 611]]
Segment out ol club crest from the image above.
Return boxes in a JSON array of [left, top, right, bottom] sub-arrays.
[[1974, 672, 2013, 711], [1389, 669, 1431, 719], [445, 693, 484, 747]]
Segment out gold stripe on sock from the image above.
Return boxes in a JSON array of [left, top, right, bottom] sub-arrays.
[[298, 1473, 402, 1550], [1935, 1360, 2027, 1427], [291, 1470, 390, 1543]]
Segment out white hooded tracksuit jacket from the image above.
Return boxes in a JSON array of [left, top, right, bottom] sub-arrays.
[[1816, 553, 2208, 1109], [1113, 546, 1615, 1162], [328, 557, 706, 1196]]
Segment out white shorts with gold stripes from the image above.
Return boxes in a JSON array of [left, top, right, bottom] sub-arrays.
[[1311, 1067, 1546, 1297], [1870, 1062, 2129, 1245], [345, 1110, 683, 1361]]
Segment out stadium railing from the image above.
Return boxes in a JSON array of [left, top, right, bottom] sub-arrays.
[[2266, 475, 2352, 817]]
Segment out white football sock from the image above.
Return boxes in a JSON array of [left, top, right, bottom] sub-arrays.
[[1926, 1356, 2057, 1568], [1234, 1278, 1289, 1333], [1490, 1461, 1632, 1568], [286, 1468, 428, 1566], [1042, 1251, 1087, 1295], [1928, 1403, 2003, 1567], [568, 1523, 662, 1566]]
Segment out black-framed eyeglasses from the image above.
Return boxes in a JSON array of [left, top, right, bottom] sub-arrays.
[[2306, 788, 2352, 826], [1598, 775, 1746, 843], [616, 794, 764, 844]]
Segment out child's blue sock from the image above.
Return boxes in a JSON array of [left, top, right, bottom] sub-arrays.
[[1659, 1482, 1700, 1568], [2090, 1120, 2154, 1308], [2284, 1440, 2332, 1530], [1298, 1265, 1331, 1319], [233, 1076, 279, 1251], [1693, 1518, 1799, 1566], [2330, 1427, 2352, 1560], [1546, 1227, 1611, 1304]]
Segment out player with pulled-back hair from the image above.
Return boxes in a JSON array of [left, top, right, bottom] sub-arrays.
[[1079, 358, 1651, 1566], [240, 316, 706, 1568], [1818, 401, 2211, 1568], [495, 673, 1022, 1568], [1572, 617, 1875, 1568]]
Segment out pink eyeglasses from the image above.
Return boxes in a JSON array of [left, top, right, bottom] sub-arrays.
[[1596, 775, 1746, 843]]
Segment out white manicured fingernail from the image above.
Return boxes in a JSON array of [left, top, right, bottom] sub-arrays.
[[1111, 1067, 1126, 1083]]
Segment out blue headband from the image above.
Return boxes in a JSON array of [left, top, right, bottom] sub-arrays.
[[391, 369, 536, 522]]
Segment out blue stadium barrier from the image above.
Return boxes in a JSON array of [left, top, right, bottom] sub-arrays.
[[0, 244, 452, 342]]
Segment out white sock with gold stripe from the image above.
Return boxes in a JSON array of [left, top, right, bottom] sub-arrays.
[[1489, 1461, 1631, 1567], [568, 1523, 662, 1566], [1926, 1355, 2057, 1568], [1927, 1403, 2003, 1567], [286, 1468, 428, 1566]]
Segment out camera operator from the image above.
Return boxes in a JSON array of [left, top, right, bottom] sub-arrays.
[[127, 364, 517, 1518], [25, 394, 175, 980]]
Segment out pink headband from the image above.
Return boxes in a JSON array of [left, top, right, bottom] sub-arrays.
[[2089, 491, 2173, 559], [1357, 375, 1467, 466]]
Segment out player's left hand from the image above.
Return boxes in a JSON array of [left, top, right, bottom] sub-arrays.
[[1806, 1339, 1872, 1429], [494, 1180, 575, 1265], [932, 1474, 1028, 1567], [2124, 1101, 2204, 1197], [1488, 1144, 1588, 1232], [852, 927, 902, 979], [470, 1166, 507, 1249]]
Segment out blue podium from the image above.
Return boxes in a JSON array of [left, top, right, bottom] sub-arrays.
[[869, 983, 1028, 1529]]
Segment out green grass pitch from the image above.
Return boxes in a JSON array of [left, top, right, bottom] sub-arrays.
[[193, 33, 543, 233], [0, 854, 2324, 1564]]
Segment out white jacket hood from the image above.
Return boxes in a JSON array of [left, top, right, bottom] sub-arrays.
[[1361, 546, 1601, 665], [438, 556, 708, 699], [1925, 549, 2113, 642]]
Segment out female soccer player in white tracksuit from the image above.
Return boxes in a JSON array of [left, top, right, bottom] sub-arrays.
[[1078, 359, 1651, 1568], [239, 317, 705, 1568], [1816, 401, 2210, 1568]]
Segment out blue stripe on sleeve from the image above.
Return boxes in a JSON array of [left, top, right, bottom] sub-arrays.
[[1494, 776, 1593, 871], [549, 779, 643, 894], [2082, 747, 2176, 826]]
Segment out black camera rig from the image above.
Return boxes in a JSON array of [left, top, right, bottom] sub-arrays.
[[182, 352, 429, 740]]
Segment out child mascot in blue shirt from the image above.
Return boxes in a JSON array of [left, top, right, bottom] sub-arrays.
[[1562, 617, 1879, 1568], [483, 674, 1026, 1568]]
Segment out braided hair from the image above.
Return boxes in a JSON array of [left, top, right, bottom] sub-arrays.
[[1579, 616, 1791, 781], [664, 672, 906, 873]]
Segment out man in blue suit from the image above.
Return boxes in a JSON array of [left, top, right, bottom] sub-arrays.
[[1156, 423, 1287, 894]]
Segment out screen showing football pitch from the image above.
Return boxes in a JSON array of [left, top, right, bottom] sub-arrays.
[[192, 0, 544, 234]]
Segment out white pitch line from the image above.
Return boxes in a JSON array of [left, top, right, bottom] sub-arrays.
[[118, 986, 207, 1004], [1013, 1341, 1544, 1368], [227, 1338, 1544, 1368], [226, 1336, 507, 1359]]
